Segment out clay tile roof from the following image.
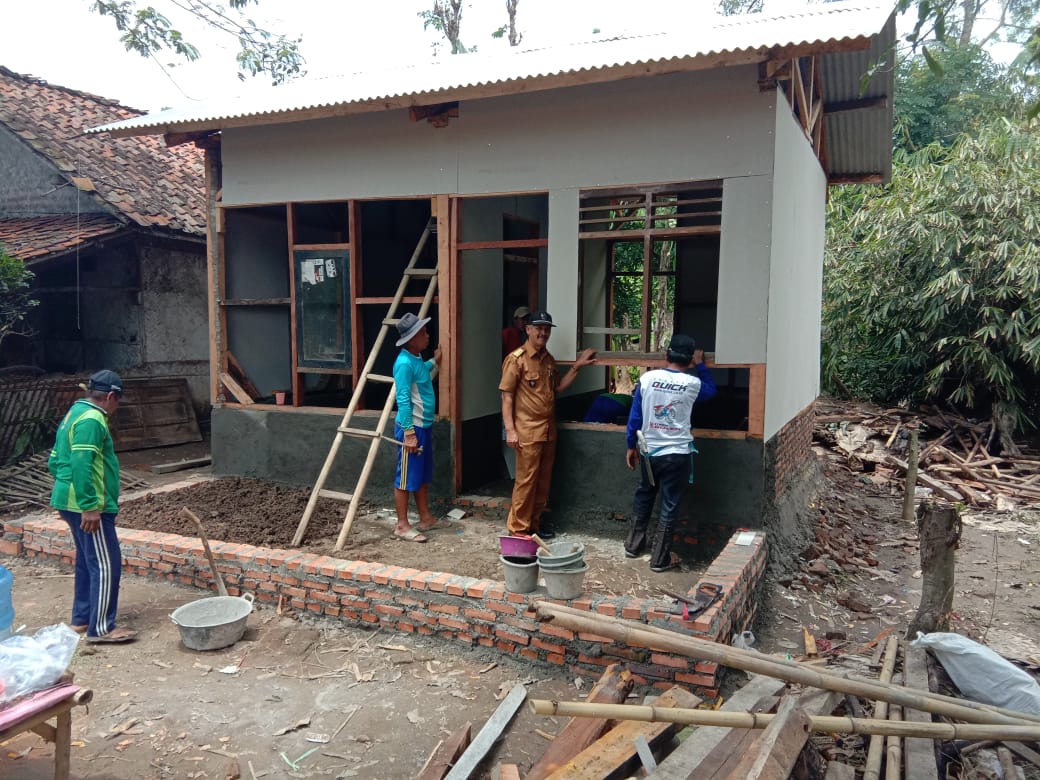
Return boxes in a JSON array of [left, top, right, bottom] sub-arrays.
[[0, 66, 206, 236], [0, 215, 124, 262]]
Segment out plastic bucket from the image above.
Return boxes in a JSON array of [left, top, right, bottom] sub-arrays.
[[542, 563, 589, 600], [500, 555, 538, 594], [0, 565, 13, 641], [499, 536, 539, 557], [536, 541, 585, 569]]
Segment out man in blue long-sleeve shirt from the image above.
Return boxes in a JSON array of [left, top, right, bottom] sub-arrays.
[[624, 334, 716, 572]]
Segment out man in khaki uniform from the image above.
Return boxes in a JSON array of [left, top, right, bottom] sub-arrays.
[[500, 310, 597, 537]]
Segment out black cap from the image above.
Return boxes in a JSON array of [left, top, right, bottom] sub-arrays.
[[667, 334, 696, 358], [87, 369, 123, 395], [528, 310, 556, 327]]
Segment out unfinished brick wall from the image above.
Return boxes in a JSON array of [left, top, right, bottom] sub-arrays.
[[2, 517, 767, 696], [767, 401, 816, 498]]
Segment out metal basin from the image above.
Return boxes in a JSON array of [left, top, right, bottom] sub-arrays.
[[170, 594, 254, 651]]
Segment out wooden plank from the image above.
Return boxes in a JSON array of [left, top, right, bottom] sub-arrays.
[[528, 664, 636, 780], [109, 378, 203, 451], [650, 675, 786, 779], [287, 203, 304, 407], [902, 644, 939, 779], [417, 721, 472, 780], [225, 351, 262, 400], [455, 238, 548, 251], [220, 372, 254, 406], [547, 687, 701, 780], [748, 364, 766, 439], [207, 151, 224, 407], [723, 696, 812, 780], [151, 456, 212, 474], [493, 766, 522, 780], [444, 685, 526, 780], [884, 455, 962, 502]]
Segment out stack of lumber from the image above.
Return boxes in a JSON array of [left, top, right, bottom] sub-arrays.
[[422, 604, 1040, 779], [814, 398, 1040, 507], [0, 452, 149, 514]]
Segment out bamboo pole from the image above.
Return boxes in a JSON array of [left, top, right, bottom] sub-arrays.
[[528, 700, 1040, 741], [885, 701, 903, 780], [902, 425, 919, 523], [530, 602, 1040, 726], [863, 635, 900, 780]]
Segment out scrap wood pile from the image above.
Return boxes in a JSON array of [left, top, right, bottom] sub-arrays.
[[814, 398, 1040, 508], [423, 602, 1040, 779], [0, 452, 149, 514]]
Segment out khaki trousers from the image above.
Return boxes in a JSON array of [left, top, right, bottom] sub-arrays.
[[506, 439, 556, 535]]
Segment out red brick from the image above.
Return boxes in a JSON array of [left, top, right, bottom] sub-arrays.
[[546, 653, 565, 665], [486, 600, 518, 615], [438, 617, 468, 631], [464, 608, 496, 622], [650, 653, 690, 669], [428, 573, 453, 592], [374, 604, 404, 618], [465, 581, 492, 598], [571, 598, 594, 611], [532, 638, 565, 655], [540, 624, 575, 641], [675, 672, 718, 688], [520, 648, 538, 661], [495, 628, 530, 646], [430, 604, 460, 616], [577, 631, 613, 643]]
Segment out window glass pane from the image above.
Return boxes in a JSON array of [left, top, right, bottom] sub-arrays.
[[295, 249, 350, 368]]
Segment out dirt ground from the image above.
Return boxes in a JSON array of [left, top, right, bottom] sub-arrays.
[[112, 473, 708, 600], [3, 425, 1040, 779]]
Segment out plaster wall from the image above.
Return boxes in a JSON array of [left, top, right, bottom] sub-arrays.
[[764, 104, 826, 439], [219, 67, 776, 206], [0, 126, 108, 218], [716, 175, 772, 363]]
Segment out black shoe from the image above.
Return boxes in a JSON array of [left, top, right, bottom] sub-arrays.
[[624, 547, 642, 559], [538, 526, 556, 540]]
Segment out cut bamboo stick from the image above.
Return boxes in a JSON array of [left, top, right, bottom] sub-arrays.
[[528, 700, 1040, 741], [885, 700, 903, 780], [530, 602, 1040, 726], [863, 635, 900, 780]]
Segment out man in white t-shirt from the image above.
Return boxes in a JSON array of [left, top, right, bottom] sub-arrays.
[[624, 334, 716, 572]]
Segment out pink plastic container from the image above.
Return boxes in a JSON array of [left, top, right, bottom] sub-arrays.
[[499, 535, 539, 557]]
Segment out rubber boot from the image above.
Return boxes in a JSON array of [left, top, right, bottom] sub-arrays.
[[625, 515, 651, 558]]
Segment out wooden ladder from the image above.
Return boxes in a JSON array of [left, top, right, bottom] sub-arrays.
[[292, 217, 439, 550]]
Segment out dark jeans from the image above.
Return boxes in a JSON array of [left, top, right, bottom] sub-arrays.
[[625, 453, 690, 569]]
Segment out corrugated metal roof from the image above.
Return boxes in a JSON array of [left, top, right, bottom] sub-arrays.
[[93, 0, 895, 180]]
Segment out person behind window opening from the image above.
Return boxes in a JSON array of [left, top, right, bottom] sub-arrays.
[[392, 312, 443, 542], [583, 389, 634, 425], [502, 306, 530, 358], [48, 370, 138, 643], [624, 335, 716, 572], [500, 310, 597, 538]]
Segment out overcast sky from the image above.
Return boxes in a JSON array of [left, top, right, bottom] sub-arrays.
[[1, 0, 819, 112]]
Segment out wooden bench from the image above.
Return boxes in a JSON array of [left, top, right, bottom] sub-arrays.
[[0, 684, 93, 779]]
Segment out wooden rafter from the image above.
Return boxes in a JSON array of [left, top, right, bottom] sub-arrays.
[[408, 102, 459, 128]]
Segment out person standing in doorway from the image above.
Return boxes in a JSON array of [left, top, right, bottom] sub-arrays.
[[624, 335, 716, 572], [49, 370, 137, 643], [392, 312, 443, 542], [502, 306, 529, 358], [500, 310, 597, 538]]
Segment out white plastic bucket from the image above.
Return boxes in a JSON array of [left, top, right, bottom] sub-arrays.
[[500, 555, 538, 594]]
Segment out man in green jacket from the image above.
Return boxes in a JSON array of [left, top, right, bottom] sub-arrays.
[[49, 370, 137, 643]]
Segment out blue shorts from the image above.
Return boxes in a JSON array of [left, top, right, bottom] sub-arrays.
[[395, 424, 433, 492]]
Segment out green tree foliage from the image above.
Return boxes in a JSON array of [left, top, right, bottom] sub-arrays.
[[897, 0, 1040, 49], [896, 44, 1024, 149], [419, 0, 473, 54], [0, 246, 37, 350], [823, 120, 1040, 447], [90, 0, 305, 84]]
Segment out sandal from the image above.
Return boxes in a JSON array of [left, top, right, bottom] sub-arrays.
[[86, 627, 137, 644], [650, 552, 682, 573], [394, 527, 428, 543]]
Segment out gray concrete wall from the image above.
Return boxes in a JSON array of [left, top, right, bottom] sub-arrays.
[[552, 426, 765, 558], [0, 126, 108, 218], [764, 104, 826, 439], [139, 242, 210, 414], [212, 407, 453, 503]]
